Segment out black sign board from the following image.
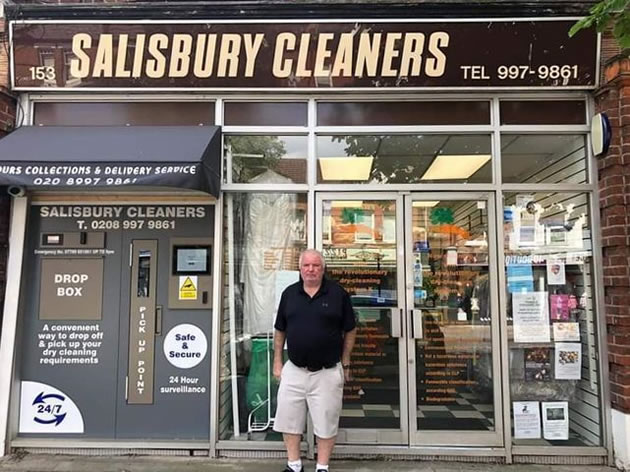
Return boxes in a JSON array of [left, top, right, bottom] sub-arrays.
[[10, 20, 598, 90]]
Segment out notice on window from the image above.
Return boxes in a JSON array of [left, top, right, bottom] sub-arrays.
[[554, 342, 582, 380], [507, 263, 534, 293], [513, 401, 541, 439], [542, 401, 569, 440], [546, 258, 566, 285], [513, 292, 550, 343], [274, 270, 300, 312], [553, 322, 580, 342]]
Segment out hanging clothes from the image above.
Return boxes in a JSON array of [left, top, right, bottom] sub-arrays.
[[241, 170, 296, 335]]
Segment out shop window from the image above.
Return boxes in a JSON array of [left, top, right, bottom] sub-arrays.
[[224, 102, 308, 126], [501, 134, 587, 184], [500, 101, 586, 125], [220, 193, 307, 441], [503, 192, 603, 446], [317, 101, 490, 126], [317, 134, 492, 184], [225, 135, 307, 184], [33, 102, 215, 126]]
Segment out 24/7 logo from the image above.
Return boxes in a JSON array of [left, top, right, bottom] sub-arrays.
[[32, 391, 66, 426], [19, 381, 84, 433]]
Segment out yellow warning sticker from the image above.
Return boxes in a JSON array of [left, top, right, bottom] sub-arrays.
[[179, 276, 198, 300]]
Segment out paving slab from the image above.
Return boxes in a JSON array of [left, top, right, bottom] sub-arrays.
[[0, 455, 619, 472]]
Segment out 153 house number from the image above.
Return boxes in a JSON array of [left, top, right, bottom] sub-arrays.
[[29, 66, 56, 81]]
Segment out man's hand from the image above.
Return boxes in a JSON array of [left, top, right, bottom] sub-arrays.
[[273, 360, 283, 381], [343, 366, 351, 382]]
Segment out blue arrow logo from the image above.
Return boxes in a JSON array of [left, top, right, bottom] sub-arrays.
[[32, 392, 65, 405], [34, 413, 66, 426]]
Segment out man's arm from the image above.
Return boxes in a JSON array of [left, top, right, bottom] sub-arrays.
[[341, 328, 357, 381], [272, 329, 286, 380]]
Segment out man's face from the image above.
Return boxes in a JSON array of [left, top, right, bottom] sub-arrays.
[[300, 252, 324, 285]]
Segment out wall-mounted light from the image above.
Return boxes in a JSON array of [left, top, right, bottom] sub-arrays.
[[591, 112, 612, 157]]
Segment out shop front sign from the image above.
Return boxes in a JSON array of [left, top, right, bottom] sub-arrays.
[[10, 20, 597, 90]]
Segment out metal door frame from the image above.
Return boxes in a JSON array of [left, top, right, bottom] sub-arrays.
[[404, 192, 503, 447], [316, 191, 504, 448]]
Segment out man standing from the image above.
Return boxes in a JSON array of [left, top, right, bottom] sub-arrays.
[[273, 249, 356, 472]]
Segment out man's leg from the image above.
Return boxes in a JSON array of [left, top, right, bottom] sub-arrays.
[[315, 435, 336, 466], [283, 433, 302, 461]]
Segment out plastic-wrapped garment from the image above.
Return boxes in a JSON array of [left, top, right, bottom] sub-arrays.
[[241, 170, 296, 335]]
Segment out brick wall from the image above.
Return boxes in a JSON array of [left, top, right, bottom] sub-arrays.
[[596, 29, 630, 412]]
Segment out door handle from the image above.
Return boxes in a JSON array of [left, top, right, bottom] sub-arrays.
[[155, 305, 163, 335], [412, 309, 423, 340], [390, 307, 403, 338]]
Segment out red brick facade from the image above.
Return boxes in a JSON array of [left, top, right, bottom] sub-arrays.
[[596, 41, 630, 412]]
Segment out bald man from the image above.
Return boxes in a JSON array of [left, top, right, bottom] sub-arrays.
[[273, 249, 356, 472]]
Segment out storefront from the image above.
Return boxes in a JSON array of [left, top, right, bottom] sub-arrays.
[[0, 7, 613, 466]]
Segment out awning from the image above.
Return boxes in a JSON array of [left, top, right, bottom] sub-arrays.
[[0, 126, 222, 196]]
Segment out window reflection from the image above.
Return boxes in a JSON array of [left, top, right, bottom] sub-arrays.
[[219, 193, 307, 441], [317, 135, 492, 184], [225, 135, 308, 184], [501, 135, 587, 184]]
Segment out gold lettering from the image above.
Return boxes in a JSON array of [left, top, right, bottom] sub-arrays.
[[169, 34, 193, 77], [92, 34, 113, 78], [131, 34, 146, 78], [146, 34, 168, 78], [243, 33, 264, 77], [218, 34, 241, 77], [355, 33, 381, 77], [399, 33, 425, 76], [193, 34, 217, 78], [331, 33, 353, 77], [272, 33, 295, 78], [314, 33, 334, 77], [70, 33, 91, 79], [296, 33, 311, 77], [426, 32, 449, 77], [381, 33, 402, 77], [115, 34, 131, 78]]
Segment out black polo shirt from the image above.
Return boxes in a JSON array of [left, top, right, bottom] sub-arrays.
[[274, 277, 356, 370]]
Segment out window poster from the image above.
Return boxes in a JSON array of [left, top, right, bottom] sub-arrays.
[[513, 401, 541, 439], [274, 270, 300, 312], [546, 259, 566, 285], [513, 292, 551, 343], [554, 343, 582, 380], [549, 294, 570, 321], [507, 263, 534, 293], [524, 347, 551, 381], [542, 401, 569, 440], [553, 322, 580, 341]]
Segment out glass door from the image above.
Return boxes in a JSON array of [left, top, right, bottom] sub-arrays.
[[316, 192, 504, 448], [316, 193, 407, 444], [405, 193, 503, 446]]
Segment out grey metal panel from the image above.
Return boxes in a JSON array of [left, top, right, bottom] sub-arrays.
[[18, 208, 123, 438], [115, 205, 214, 440]]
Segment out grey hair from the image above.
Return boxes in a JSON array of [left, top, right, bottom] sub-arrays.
[[298, 249, 326, 269]]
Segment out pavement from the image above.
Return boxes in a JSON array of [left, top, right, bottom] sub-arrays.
[[0, 454, 620, 472]]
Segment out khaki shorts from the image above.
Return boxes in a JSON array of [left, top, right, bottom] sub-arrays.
[[273, 360, 344, 439]]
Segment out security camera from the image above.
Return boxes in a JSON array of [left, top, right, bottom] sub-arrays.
[[7, 186, 25, 198]]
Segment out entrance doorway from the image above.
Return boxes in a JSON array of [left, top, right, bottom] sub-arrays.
[[316, 193, 503, 447]]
